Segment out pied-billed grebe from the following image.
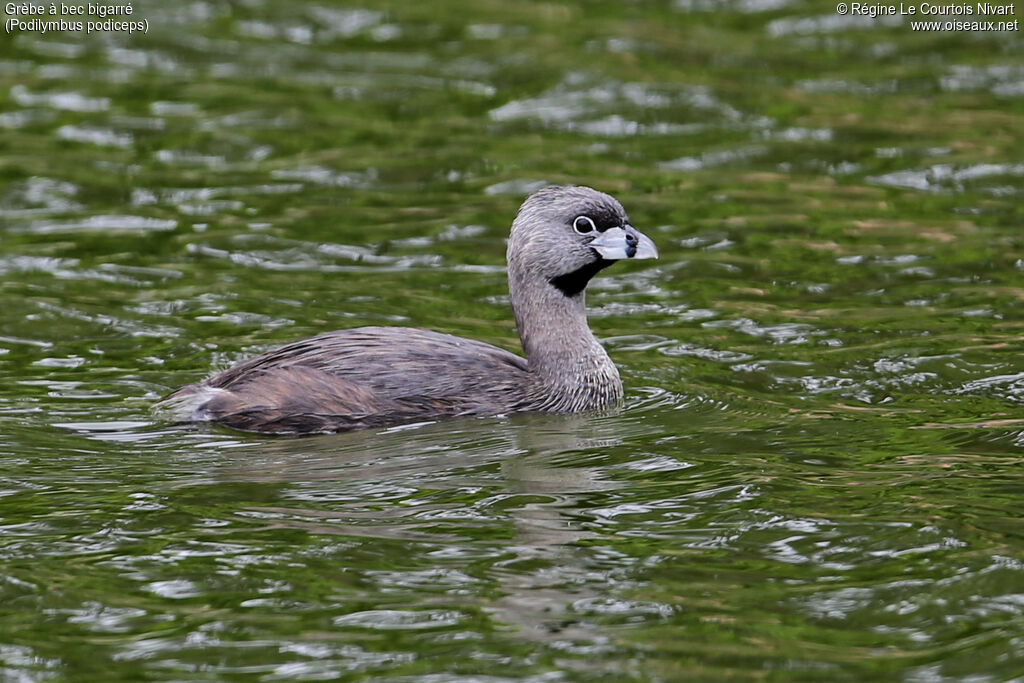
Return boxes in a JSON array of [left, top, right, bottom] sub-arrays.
[[158, 185, 658, 434]]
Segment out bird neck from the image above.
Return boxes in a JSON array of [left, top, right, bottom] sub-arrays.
[[508, 264, 622, 410]]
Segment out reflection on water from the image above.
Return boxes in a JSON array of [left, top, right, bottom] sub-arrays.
[[1, 0, 1023, 679]]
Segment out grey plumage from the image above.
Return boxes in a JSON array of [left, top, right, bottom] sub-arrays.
[[157, 186, 658, 434]]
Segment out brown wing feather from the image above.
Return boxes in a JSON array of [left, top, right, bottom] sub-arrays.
[[167, 326, 533, 433]]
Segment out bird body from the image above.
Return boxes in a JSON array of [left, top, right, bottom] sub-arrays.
[[163, 327, 532, 433], [158, 186, 657, 434]]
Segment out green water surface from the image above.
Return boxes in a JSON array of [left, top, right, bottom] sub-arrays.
[[1, 0, 1023, 680]]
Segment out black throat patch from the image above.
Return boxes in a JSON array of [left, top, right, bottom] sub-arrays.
[[549, 256, 614, 297]]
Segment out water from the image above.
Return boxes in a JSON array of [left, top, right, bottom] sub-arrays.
[[1, 0, 1023, 680]]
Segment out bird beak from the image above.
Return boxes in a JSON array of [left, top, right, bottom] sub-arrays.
[[589, 225, 658, 261]]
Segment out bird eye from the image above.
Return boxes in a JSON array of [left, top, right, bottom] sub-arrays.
[[573, 216, 596, 235]]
